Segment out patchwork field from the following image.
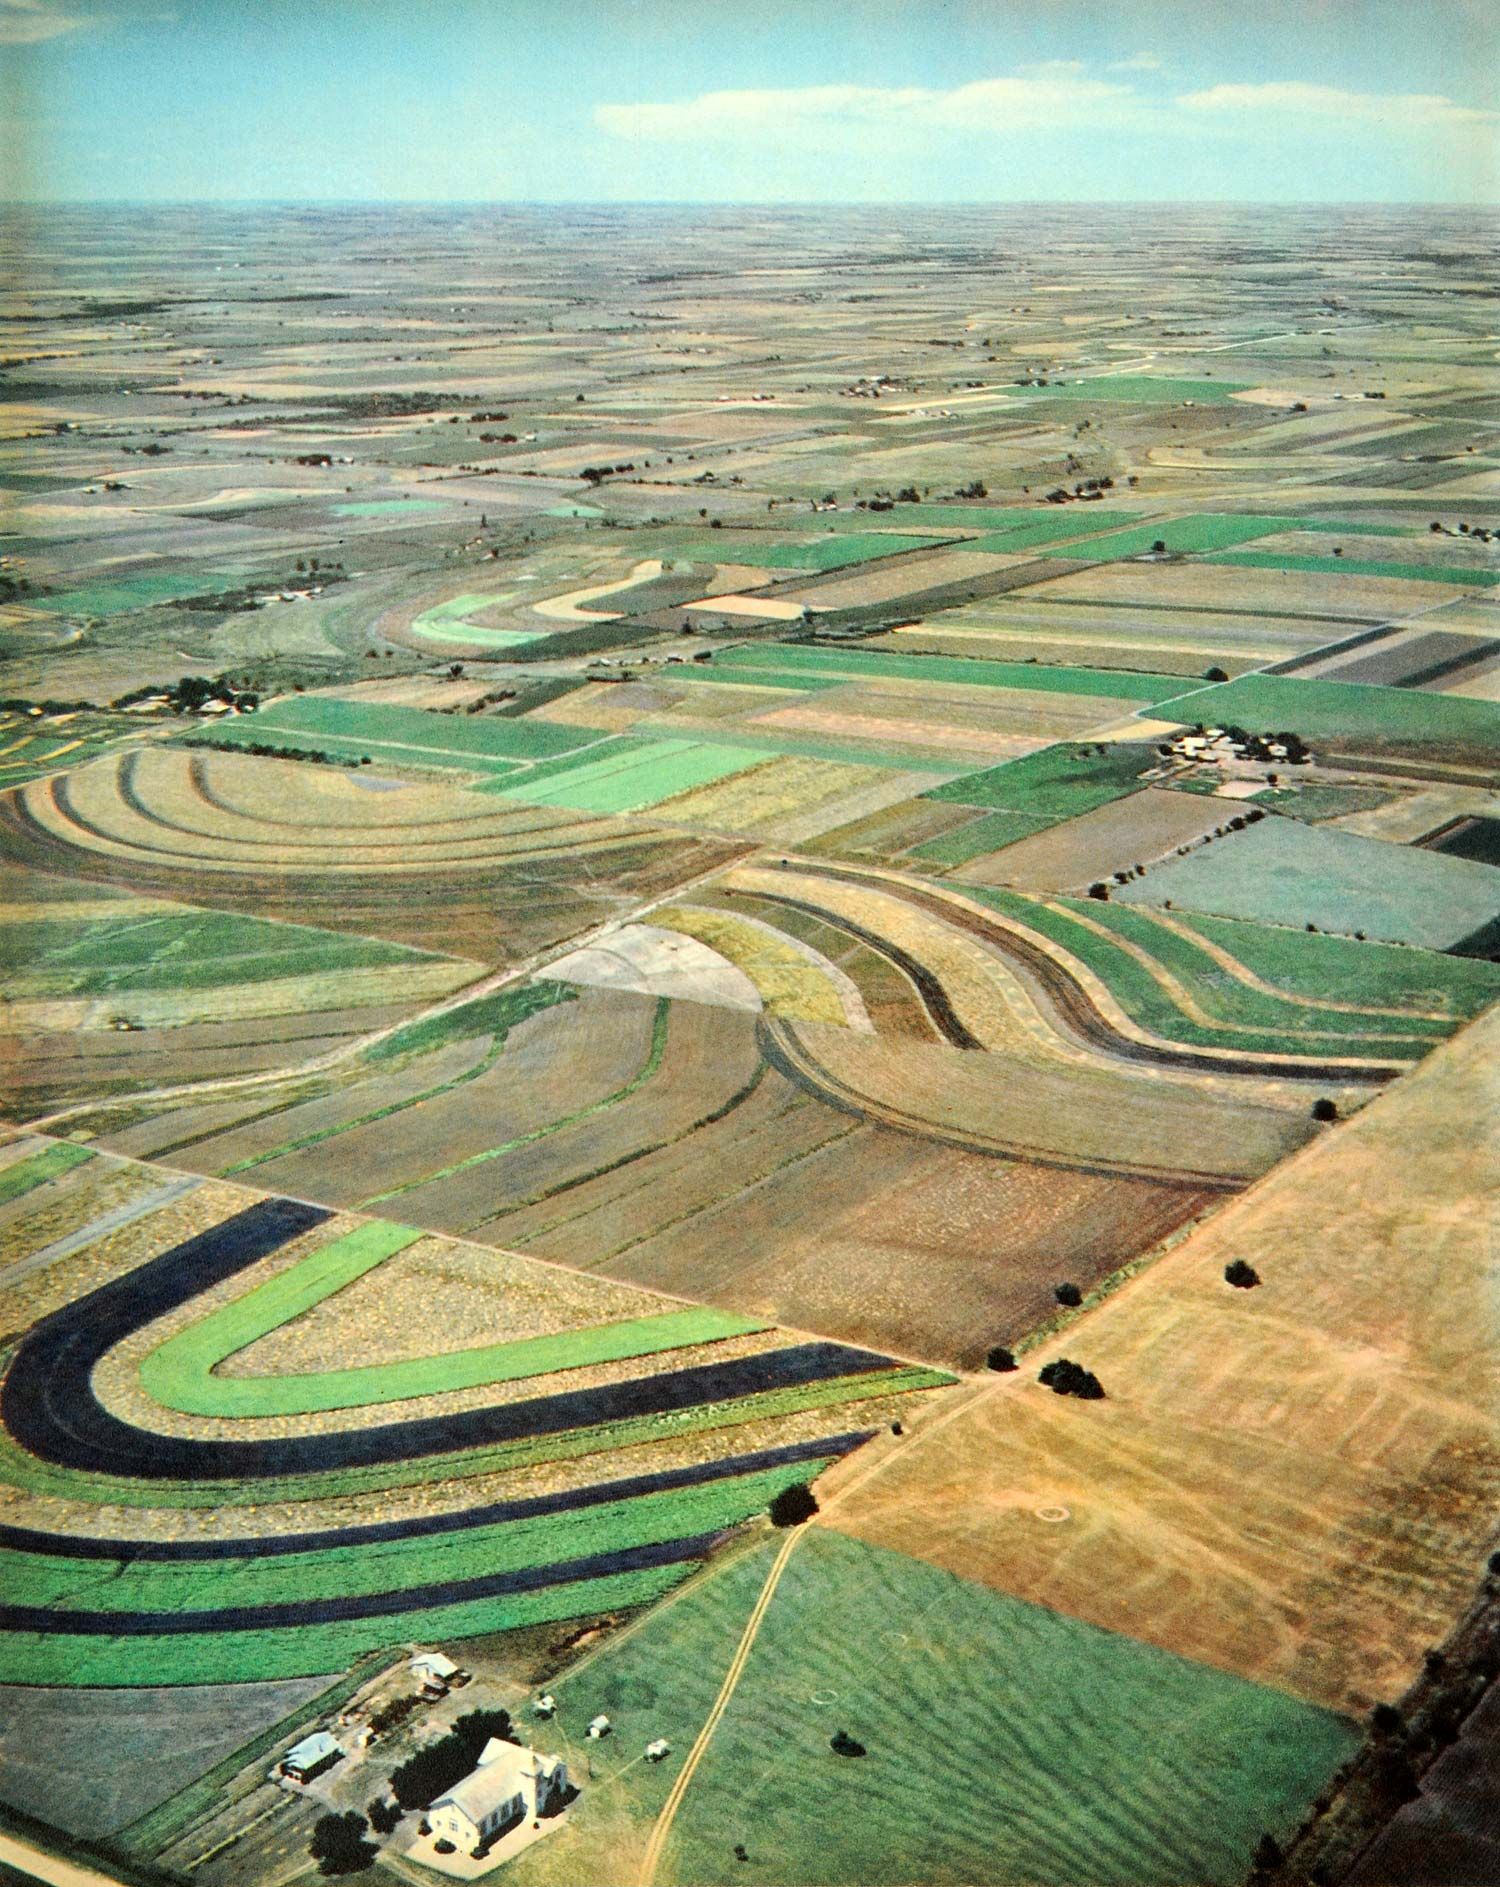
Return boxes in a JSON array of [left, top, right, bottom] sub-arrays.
[[826, 1007, 1500, 1718]]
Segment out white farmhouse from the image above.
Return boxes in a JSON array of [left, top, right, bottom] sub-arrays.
[[427, 1740, 569, 1853], [410, 1651, 459, 1689]]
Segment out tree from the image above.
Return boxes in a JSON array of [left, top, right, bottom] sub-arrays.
[[1151, 539, 1167, 555], [1224, 1260, 1260, 1290], [986, 1345, 1018, 1373], [769, 1483, 819, 1528], [367, 1797, 402, 1836], [1087, 882, 1110, 901], [830, 1730, 867, 1758], [388, 1710, 517, 1809], [1039, 1358, 1105, 1400], [1204, 665, 1229, 682], [1371, 1702, 1404, 1738], [1311, 1098, 1338, 1123], [1054, 1282, 1083, 1309], [1251, 1833, 1283, 1874], [309, 1812, 377, 1876]]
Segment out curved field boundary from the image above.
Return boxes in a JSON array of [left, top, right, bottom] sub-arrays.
[[358, 994, 671, 1209], [782, 862, 1398, 1084], [761, 1019, 1245, 1191], [218, 981, 573, 1177], [141, 1218, 763, 1415], [1, 1194, 900, 1479], [0, 1433, 871, 1562], [0, 1563, 695, 1689], [738, 889, 981, 1050], [0, 1463, 832, 1624], [0, 1364, 948, 1512]]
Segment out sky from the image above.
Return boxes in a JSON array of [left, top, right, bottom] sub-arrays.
[[2, 0, 1496, 204]]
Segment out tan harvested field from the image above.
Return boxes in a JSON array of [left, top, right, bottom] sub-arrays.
[[952, 787, 1239, 890], [651, 904, 864, 1028], [826, 1008, 1500, 1716], [1029, 560, 1461, 619], [1330, 783, 1499, 842], [510, 1090, 1220, 1370], [542, 923, 763, 1012], [799, 794, 979, 862], [747, 701, 1045, 765], [652, 754, 917, 844], [771, 1016, 1313, 1185]]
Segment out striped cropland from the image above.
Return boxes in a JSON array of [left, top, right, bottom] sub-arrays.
[[0, 1157, 951, 1685], [0, 745, 745, 960]]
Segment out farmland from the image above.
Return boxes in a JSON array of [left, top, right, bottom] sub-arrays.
[[1, 193, 1496, 1886], [827, 1008, 1500, 1720]]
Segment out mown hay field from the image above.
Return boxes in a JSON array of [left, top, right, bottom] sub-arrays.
[[499, 1529, 1354, 1887]]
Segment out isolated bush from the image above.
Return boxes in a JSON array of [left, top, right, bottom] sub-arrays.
[[986, 1346, 1018, 1373], [1039, 1358, 1105, 1400], [1224, 1260, 1260, 1290], [1087, 882, 1110, 901], [830, 1730, 867, 1758], [769, 1483, 819, 1528], [1054, 1282, 1083, 1309], [1311, 1098, 1339, 1123]]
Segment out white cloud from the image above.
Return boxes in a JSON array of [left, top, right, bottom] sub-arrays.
[[596, 74, 1148, 143], [1177, 81, 1497, 133], [1108, 53, 1164, 73], [0, 0, 88, 44]]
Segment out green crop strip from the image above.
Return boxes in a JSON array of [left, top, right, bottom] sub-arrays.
[[0, 1565, 693, 1688], [358, 994, 671, 1209], [8, 1461, 828, 1616], [961, 887, 1444, 1059], [0, 1143, 93, 1204], [0, 1365, 950, 1511]]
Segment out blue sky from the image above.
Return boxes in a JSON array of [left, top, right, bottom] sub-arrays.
[[3, 0, 1496, 202]]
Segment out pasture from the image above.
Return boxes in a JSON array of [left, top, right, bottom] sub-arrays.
[[1116, 815, 1500, 949], [503, 1530, 1354, 1887]]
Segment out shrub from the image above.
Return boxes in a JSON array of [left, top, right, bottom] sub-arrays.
[[830, 1730, 867, 1758], [1039, 1358, 1105, 1400], [1087, 882, 1110, 901], [1224, 1259, 1260, 1289], [1054, 1282, 1083, 1308], [986, 1345, 1018, 1373], [1311, 1098, 1338, 1123], [769, 1483, 819, 1528]]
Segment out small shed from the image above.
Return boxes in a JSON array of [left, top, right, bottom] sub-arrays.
[[279, 1730, 341, 1784], [410, 1651, 459, 1689]]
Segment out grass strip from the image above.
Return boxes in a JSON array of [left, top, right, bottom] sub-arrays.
[[9, 1462, 827, 1616], [0, 1565, 692, 1687], [0, 1143, 93, 1204]]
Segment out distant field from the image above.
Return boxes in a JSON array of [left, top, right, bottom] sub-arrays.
[[507, 1529, 1354, 1887], [220, 695, 604, 760], [705, 645, 1184, 700], [332, 499, 444, 517], [1116, 815, 1500, 949], [1203, 550, 1500, 587], [0, 714, 140, 787], [1004, 374, 1249, 404], [674, 534, 941, 571], [494, 738, 768, 814], [1150, 672, 1500, 753], [29, 573, 246, 616], [924, 740, 1159, 819], [409, 592, 544, 648], [951, 787, 1236, 893], [1037, 513, 1404, 561]]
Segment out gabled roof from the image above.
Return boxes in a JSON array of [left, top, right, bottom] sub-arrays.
[[284, 1731, 339, 1769], [434, 1744, 560, 1824]]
